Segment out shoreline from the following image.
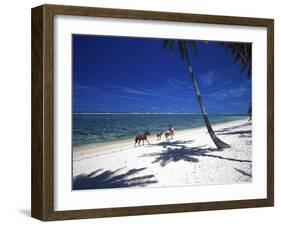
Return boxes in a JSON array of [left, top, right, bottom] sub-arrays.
[[73, 118, 252, 189], [73, 118, 248, 158]]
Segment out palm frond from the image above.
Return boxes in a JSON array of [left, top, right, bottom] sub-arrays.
[[187, 41, 198, 56], [163, 39, 198, 66], [247, 70, 251, 80], [178, 40, 187, 60], [234, 52, 242, 64], [240, 62, 248, 73], [163, 39, 174, 52], [219, 42, 252, 79]]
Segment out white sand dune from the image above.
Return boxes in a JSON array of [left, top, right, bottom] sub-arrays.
[[73, 119, 252, 190]]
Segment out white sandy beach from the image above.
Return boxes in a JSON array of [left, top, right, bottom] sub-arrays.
[[73, 119, 252, 190]]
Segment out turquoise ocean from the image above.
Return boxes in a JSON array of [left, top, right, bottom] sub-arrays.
[[72, 113, 247, 147]]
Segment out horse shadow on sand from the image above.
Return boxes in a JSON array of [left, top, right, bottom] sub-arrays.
[[141, 140, 251, 167], [73, 167, 157, 190]]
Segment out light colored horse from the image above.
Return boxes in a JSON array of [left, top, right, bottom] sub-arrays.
[[165, 128, 174, 140]]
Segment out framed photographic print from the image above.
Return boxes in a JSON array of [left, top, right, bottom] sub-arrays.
[[31, 4, 274, 221]]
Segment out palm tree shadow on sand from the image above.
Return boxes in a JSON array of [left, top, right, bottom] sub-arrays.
[[142, 140, 251, 167], [214, 122, 252, 138], [73, 167, 157, 190], [234, 168, 252, 178], [214, 122, 252, 144]]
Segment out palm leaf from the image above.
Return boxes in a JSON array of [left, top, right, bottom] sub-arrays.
[[163, 39, 174, 52], [178, 40, 187, 60], [187, 41, 198, 56], [240, 62, 248, 73], [219, 42, 252, 79]]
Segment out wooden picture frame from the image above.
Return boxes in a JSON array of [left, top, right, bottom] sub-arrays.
[[31, 4, 274, 221]]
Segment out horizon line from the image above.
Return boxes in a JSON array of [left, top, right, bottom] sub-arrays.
[[73, 112, 247, 115]]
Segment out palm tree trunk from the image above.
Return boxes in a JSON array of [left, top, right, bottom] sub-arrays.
[[163, 39, 231, 149], [187, 65, 231, 149]]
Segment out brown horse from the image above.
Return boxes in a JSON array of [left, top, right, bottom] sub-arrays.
[[134, 131, 151, 147]]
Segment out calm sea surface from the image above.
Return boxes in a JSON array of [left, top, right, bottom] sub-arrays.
[[72, 113, 247, 147]]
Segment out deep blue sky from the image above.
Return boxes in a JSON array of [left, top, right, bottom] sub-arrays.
[[72, 35, 251, 113]]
